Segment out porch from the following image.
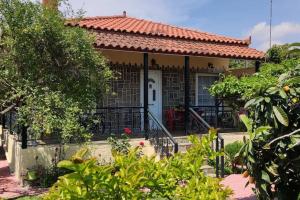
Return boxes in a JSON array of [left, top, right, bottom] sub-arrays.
[[97, 51, 251, 137]]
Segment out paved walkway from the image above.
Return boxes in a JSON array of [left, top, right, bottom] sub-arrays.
[[0, 159, 46, 199], [222, 174, 256, 200], [220, 132, 256, 199], [220, 132, 248, 146]]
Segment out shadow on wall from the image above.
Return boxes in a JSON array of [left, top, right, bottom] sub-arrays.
[[7, 139, 155, 180]]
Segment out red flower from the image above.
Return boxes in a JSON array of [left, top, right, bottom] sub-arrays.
[[139, 141, 145, 147], [124, 128, 132, 135]]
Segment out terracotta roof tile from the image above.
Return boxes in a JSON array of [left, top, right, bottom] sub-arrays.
[[66, 15, 265, 59], [92, 31, 265, 60], [67, 15, 250, 45]]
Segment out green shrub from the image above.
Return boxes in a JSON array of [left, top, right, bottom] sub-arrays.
[[224, 141, 244, 174], [209, 59, 300, 108], [43, 129, 232, 200]]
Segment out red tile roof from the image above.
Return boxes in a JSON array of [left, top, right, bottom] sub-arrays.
[[93, 31, 264, 60], [67, 15, 265, 60]]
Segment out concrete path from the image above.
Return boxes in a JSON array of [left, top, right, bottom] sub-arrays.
[[222, 174, 256, 200], [220, 132, 248, 146], [0, 159, 46, 199]]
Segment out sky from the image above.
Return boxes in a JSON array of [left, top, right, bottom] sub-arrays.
[[57, 0, 300, 51]]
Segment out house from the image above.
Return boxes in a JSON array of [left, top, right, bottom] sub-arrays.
[[0, 5, 264, 179], [65, 11, 264, 136]]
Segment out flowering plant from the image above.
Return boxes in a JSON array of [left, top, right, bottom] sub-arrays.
[[107, 128, 132, 155], [139, 141, 145, 147], [124, 128, 132, 135]]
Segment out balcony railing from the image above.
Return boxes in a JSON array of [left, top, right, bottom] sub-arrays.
[[89, 106, 144, 139], [191, 105, 236, 129]]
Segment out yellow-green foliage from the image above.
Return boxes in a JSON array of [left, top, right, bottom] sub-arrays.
[[43, 130, 232, 200]]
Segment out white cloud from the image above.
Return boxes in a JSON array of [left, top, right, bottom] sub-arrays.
[[248, 22, 300, 51], [59, 0, 210, 25]]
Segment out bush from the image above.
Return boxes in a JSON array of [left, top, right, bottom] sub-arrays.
[[209, 59, 300, 107], [43, 129, 232, 199], [224, 141, 244, 174], [238, 65, 300, 199], [24, 146, 71, 188]]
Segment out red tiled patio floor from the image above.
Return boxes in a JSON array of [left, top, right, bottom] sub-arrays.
[[0, 159, 46, 199], [221, 174, 256, 200]]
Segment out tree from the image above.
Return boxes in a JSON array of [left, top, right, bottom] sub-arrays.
[[0, 0, 112, 142], [239, 65, 300, 199], [288, 42, 300, 59], [266, 43, 300, 64], [209, 58, 300, 108], [266, 44, 289, 64]]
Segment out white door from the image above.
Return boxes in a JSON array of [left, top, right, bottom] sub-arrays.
[[140, 70, 162, 122]]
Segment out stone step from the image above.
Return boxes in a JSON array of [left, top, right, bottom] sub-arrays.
[[201, 165, 215, 175], [205, 173, 217, 178]]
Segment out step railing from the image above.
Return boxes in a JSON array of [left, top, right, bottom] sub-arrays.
[[148, 111, 178, 157], [189, 107, 225, 178]]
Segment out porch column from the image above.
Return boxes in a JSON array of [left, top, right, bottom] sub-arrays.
[[1, 114, 5, 128], [21, 126, 27, 149], [184, 56, 190, 134], [143, 53, 149, 139], [255, 60, 261, 72]]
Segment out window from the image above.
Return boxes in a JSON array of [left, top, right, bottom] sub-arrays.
[[196, 75, 217, 106]]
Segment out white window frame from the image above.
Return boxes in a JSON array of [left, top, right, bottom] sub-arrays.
[[195, 73, 219, 106]]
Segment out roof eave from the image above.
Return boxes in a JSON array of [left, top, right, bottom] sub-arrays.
[[94, 45, 265, 61]]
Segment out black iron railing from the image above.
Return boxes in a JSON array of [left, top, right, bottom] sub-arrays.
[[1, 107, 32, 149], [215, 134, 225, 178], [188, 107, 211, 134], [1, 106, 146, 146], [191, 106, 236, 129], [148, 111, 178, 157], [89, 106, 144, 139], [189, 107, 225, 178]]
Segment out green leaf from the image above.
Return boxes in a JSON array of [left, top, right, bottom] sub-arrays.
[[244, 98, 256, 108], [278, 73, 289, 82], [239, 114, 252, 132], [279, 89, 288, 99], [285, 76, 300, 85], [266, 87, 278, 94], [261, 170, 271, 183], [58, 160, 77, 171], [27, 170, 38, 181], [272, 106, 289, 126], [266, 163, 279, 176], [264, 97, 271, 103]]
